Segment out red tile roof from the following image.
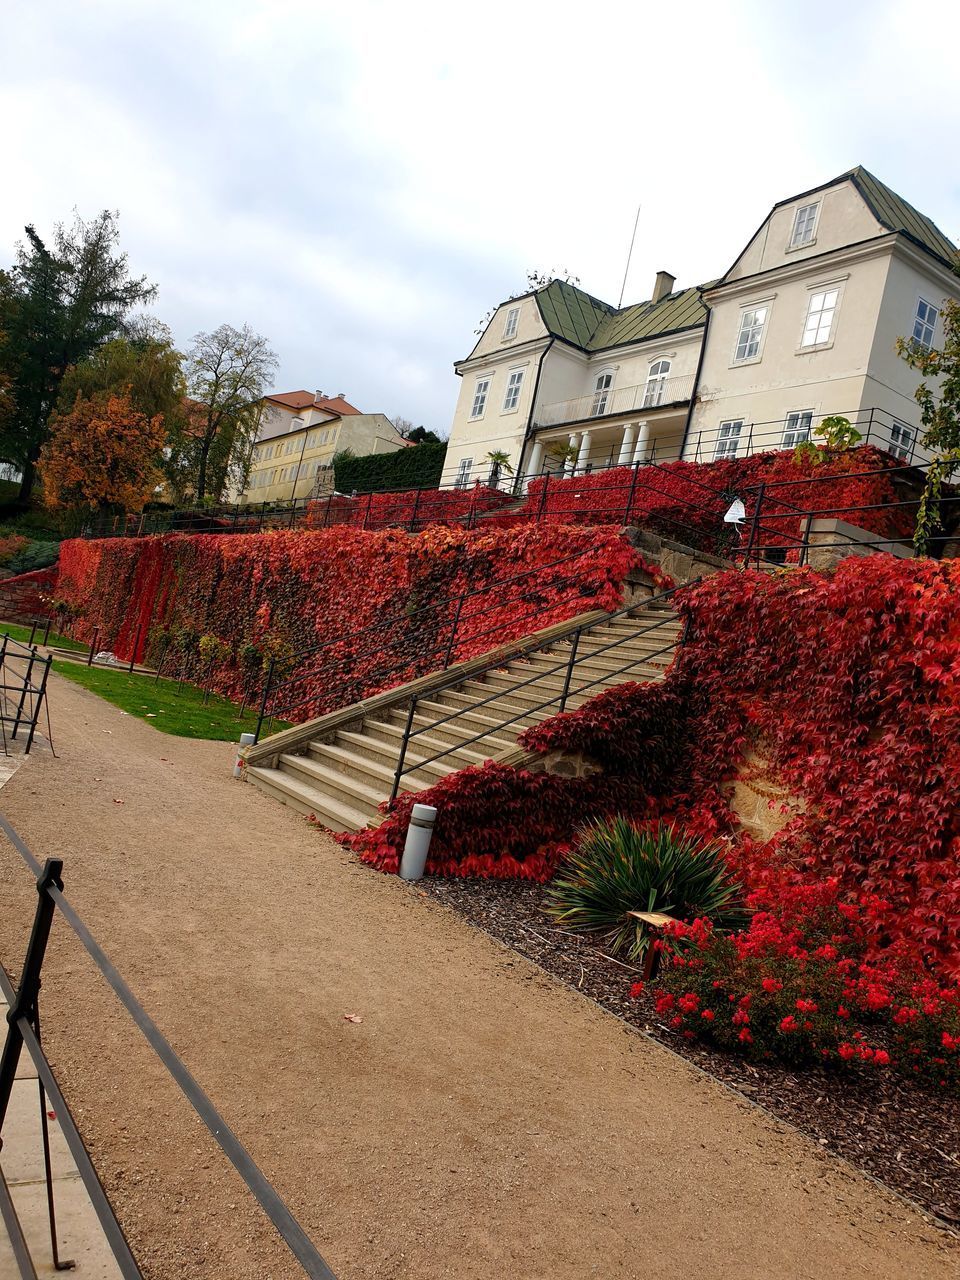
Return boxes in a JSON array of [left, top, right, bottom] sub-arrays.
[[264, 389, 362, 415]]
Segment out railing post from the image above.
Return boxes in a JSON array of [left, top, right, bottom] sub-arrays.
[[743, 484, 765, 568], [362, 492, 373, 531], [443, 591, 467, 669], [624, 460, 641, 526], [799, 511, 815, 567], [0, 858, 63, 1139], [389, 696, 418, 807], [558, 629, 581, 714], [24, 656, 51, 754], [42, 616, 52, 647], [11, 651, 36, 740], [127, 622, 143, 674], [254, 658, 276, 744], [537, 472, 550, 523], [409, 487, 422, 533], [86, 627, 99, 667], [28, 619, 38, 647]]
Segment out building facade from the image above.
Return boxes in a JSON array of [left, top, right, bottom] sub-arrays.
[[444, 168, 958, 486], [241, 390, 406, 504]]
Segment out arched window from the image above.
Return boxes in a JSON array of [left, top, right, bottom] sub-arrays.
[[642, 359, 671, 408], [591, 371, 614, 417]]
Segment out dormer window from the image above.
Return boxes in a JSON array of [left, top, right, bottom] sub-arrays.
[[502, 306, 520, 340], [790, 202, 819, 248]]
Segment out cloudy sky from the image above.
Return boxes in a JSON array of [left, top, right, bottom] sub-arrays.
[[2, 0, 959, 434]]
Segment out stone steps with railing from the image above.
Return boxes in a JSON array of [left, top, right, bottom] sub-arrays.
[[241, 593, 683, 834]]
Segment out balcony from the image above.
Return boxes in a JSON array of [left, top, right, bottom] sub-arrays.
[[535, 374, 695, 429]]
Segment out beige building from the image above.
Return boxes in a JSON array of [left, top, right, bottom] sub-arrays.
[[241, 390, 406, 504], [445, 168, 958, 485]]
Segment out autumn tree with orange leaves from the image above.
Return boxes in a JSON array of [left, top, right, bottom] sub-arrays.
[[38, 391, 165, 513]]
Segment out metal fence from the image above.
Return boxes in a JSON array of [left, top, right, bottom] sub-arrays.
[[0, 634, 53, 755], [385, 583, 688, 805], [0, 827, 338, 1279]]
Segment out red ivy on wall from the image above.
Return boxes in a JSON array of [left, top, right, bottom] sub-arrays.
[[52, 524, 652, 719], [346, 556, 960, 990]]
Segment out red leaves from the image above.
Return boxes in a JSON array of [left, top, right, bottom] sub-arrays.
[[54, 523, 652, 698]]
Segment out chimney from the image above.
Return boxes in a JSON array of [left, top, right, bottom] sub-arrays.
[[315, 389, 325, 403], [652, 271, 675, 304], [337, 392, 345, 400]]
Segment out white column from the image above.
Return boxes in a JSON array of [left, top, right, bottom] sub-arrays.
[[632, 420, 650, 464], [617, 424, 636, 466], [564, 433, 580, 476], [576, 430, 592, 473], [527, 439, 544, 479]]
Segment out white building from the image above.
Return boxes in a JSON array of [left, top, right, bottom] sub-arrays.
[[444, 168, 958, 486]]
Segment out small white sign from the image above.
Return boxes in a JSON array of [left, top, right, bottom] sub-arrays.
[[723, 498, 746, 525]]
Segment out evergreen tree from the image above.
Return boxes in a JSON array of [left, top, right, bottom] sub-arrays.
[[0, 212, 155, 505]]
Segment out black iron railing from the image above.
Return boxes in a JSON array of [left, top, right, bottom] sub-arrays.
[[252, 541, 642, 740], [0, 824, 338, 1279], [0, 634, 54, 755], [385, 583, 689, 805]]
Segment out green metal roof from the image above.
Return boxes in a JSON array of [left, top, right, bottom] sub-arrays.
[[847, 166, 957, 267], [535, 280, 615, 348], [534, 279, 706, 353]]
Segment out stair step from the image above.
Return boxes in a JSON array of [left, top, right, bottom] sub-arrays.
[[281, 751, 397, 811], [402, 700, 525, 747], [360, 718, 496, 766], [523, 649, 673, 678], [244, 765, 372, 833], [335, 728, 487, 778], [377, 705, 518, 753], [306, 739, 457, 791]]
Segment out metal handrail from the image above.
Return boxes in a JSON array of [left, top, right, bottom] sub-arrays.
[[254, 541, 618, 737], [387, 582, 688, 803]]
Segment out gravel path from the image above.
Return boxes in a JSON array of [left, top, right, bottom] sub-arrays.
[[0, 671, 956, 1280]]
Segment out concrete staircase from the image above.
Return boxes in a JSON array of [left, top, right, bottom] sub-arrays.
[[242, 598, 681, 833]]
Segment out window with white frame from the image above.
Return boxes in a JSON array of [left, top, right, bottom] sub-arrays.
[[502, 306, 520, 340], [591, 371, 613, 416], [889, 421, 915, 462], [502, 369, 524, 412], [734, 307, 768, 362], [454, 457, 473, 489], [802, 288, 839, 348], [913, 298, 939, 350], [471, 378, 491, 418], [782, 410, 813, 448], [715, 419, 743, 459], [642, 358, 672, 408], [790, 202, 819, 248]]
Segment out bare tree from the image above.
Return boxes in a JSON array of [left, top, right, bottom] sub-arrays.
[[178, 323, 277, 501]]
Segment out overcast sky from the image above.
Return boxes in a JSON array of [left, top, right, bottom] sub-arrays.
[[2, 0, 959, 434]]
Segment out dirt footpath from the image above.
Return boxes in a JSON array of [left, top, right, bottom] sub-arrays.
[[0, 672, 956, 1280]]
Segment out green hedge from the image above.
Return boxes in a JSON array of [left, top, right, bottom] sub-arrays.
[[334, 441, 447, 494]]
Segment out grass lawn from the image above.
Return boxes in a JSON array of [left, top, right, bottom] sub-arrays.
[[53, 659, 280, 741], [1, 622, 87, 653]]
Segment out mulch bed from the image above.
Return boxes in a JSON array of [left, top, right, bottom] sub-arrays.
[[420, 876, 960, 1228]]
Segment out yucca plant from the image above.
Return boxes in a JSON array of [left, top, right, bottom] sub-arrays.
[[544, 818, 748, 962]]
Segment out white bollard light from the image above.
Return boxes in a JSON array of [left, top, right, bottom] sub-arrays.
[[399, 804, 438, 881], [233, 731, 256, 778]]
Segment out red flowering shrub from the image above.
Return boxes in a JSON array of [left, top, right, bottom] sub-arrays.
[[339, 761, 662, 881], [305, 484, 515, 532], [53, 524, 650, 717], [525, 446, 913, 556], [652, 884, 960, 1088]]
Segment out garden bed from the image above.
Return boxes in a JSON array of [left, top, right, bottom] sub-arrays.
[[421, 875, 960, 1228]]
